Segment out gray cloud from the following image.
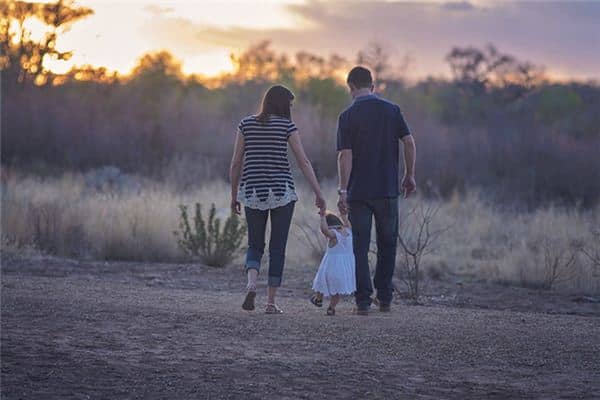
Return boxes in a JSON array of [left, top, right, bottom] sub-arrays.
[[440, 1, 476, 12], [142, 0, 600, 79]]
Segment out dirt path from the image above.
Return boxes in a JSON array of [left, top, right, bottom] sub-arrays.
[[2, 255, 599, 399]]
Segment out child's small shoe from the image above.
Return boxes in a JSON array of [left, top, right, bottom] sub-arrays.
[[310, 294, 323, 308], [326, 307, 335, 316]]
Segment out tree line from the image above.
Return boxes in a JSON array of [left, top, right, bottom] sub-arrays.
[[2, 0, 599, 208]]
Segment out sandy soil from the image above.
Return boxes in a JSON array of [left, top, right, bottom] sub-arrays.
[[2, 253, 599, 399]]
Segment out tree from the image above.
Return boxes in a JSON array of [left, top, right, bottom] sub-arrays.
[[56, 64, 118, 85], [294, 51, 325, 81], [129, 50, 184, 87], [0, 0, 93, 85], [229, 40, 292, 83], [446, 44, 545, 96], [356, 42, 391, 82], [324, 53, 348, 78], [293, 51, 348, 88]]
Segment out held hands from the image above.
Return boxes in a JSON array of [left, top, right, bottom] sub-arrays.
[[337, 192, 348, 215], [402, 175, 417, 198], [230, 197, 241, 215]]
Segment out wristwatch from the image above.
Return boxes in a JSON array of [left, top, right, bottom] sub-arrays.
[[337, 188, 347, 195]]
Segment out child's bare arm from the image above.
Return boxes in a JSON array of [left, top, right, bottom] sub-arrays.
[[340, 212, 351, 228], [320, 214, 336, 240]]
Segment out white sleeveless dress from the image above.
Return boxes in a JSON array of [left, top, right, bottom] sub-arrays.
[[312, 228, 356, 297]]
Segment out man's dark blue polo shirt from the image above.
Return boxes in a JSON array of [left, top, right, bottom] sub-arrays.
[[336, 94, 411, 201]]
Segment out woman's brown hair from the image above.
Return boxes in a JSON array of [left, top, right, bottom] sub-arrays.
[[256, 85, 294, 123]]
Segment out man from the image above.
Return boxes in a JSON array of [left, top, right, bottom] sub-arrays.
[[337, 66, 416, 315]]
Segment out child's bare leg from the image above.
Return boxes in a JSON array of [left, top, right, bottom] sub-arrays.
[[329, 294, 340, 310], [315, 292, 323, 301], [326, 294, 340, 315]]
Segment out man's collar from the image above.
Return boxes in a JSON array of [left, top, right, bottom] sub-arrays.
[[353, 93, 377, 103]]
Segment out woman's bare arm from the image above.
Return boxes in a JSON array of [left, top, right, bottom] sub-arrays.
[[288, 131, 326, 213], [229, 132, 245, 214]]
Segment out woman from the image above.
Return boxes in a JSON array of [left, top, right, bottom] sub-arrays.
[[229, 85, 326, 314]]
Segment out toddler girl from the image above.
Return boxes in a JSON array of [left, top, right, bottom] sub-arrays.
[[310, 210, 356, 315]]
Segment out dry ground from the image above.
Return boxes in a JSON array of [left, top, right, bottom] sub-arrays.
[[2, 253, 599, 399]]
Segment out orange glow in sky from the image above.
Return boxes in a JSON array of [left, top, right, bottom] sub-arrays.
[[44, 0, 305, 76], [31, 0, 600, 80]]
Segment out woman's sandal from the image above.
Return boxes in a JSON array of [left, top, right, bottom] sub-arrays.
[[242, 286, 257, 311], [310, 294, 323, 308], [265, 303, 284, 314], [326, 307, 335, 316]]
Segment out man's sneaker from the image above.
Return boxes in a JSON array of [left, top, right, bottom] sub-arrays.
[[354, 307, 369, 316], [379, 303, 391, 312]]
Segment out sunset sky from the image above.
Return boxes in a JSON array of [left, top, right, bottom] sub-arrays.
[[45, 0, 600, 80]]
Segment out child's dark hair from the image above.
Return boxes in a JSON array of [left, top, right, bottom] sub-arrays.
[[325, 211, 343, 228]]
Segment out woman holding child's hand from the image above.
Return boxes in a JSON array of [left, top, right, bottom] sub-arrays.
[[229, 84, 325, 314]]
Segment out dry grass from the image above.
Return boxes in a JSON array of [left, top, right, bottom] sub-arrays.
[[428, 193, 600, 294], [2, 172, 599, 294], [1, 173, 230, 262]]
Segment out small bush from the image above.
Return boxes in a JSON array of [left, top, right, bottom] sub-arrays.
[[174, 203, 246, 267], [539, 236, 578, 290], [29, 201, 62, 254], [397, 203, 448, 301], [581, 229, 600, 278]]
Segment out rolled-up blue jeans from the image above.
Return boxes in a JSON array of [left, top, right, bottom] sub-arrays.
[[244, 201, 295, 287], [348, 197, 399, 309]]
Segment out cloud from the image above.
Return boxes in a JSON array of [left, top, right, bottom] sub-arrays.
[[143, 4, 174, 16], [140, 16, 226, 54], [440, 1, 476, 12], [142, 0, 600, 79]]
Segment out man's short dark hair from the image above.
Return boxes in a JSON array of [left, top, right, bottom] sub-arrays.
[[347, 66, 373, 89]]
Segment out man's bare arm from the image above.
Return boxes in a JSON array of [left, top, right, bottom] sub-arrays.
[[340, 213, 351, 228], [337, 149, 352, 213], [338, 149, 352, 190], [402, 135, 416, 177], [401, 134, 416, 197]]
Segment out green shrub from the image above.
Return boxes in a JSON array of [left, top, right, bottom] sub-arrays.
[[174, 203, 246, 267]]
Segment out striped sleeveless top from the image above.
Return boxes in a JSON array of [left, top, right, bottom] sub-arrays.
[[237, 115, 299, 210]]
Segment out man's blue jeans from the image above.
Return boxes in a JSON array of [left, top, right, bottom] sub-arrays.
[[348, 197, 399, 309], [244, 202, 295, 287]]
